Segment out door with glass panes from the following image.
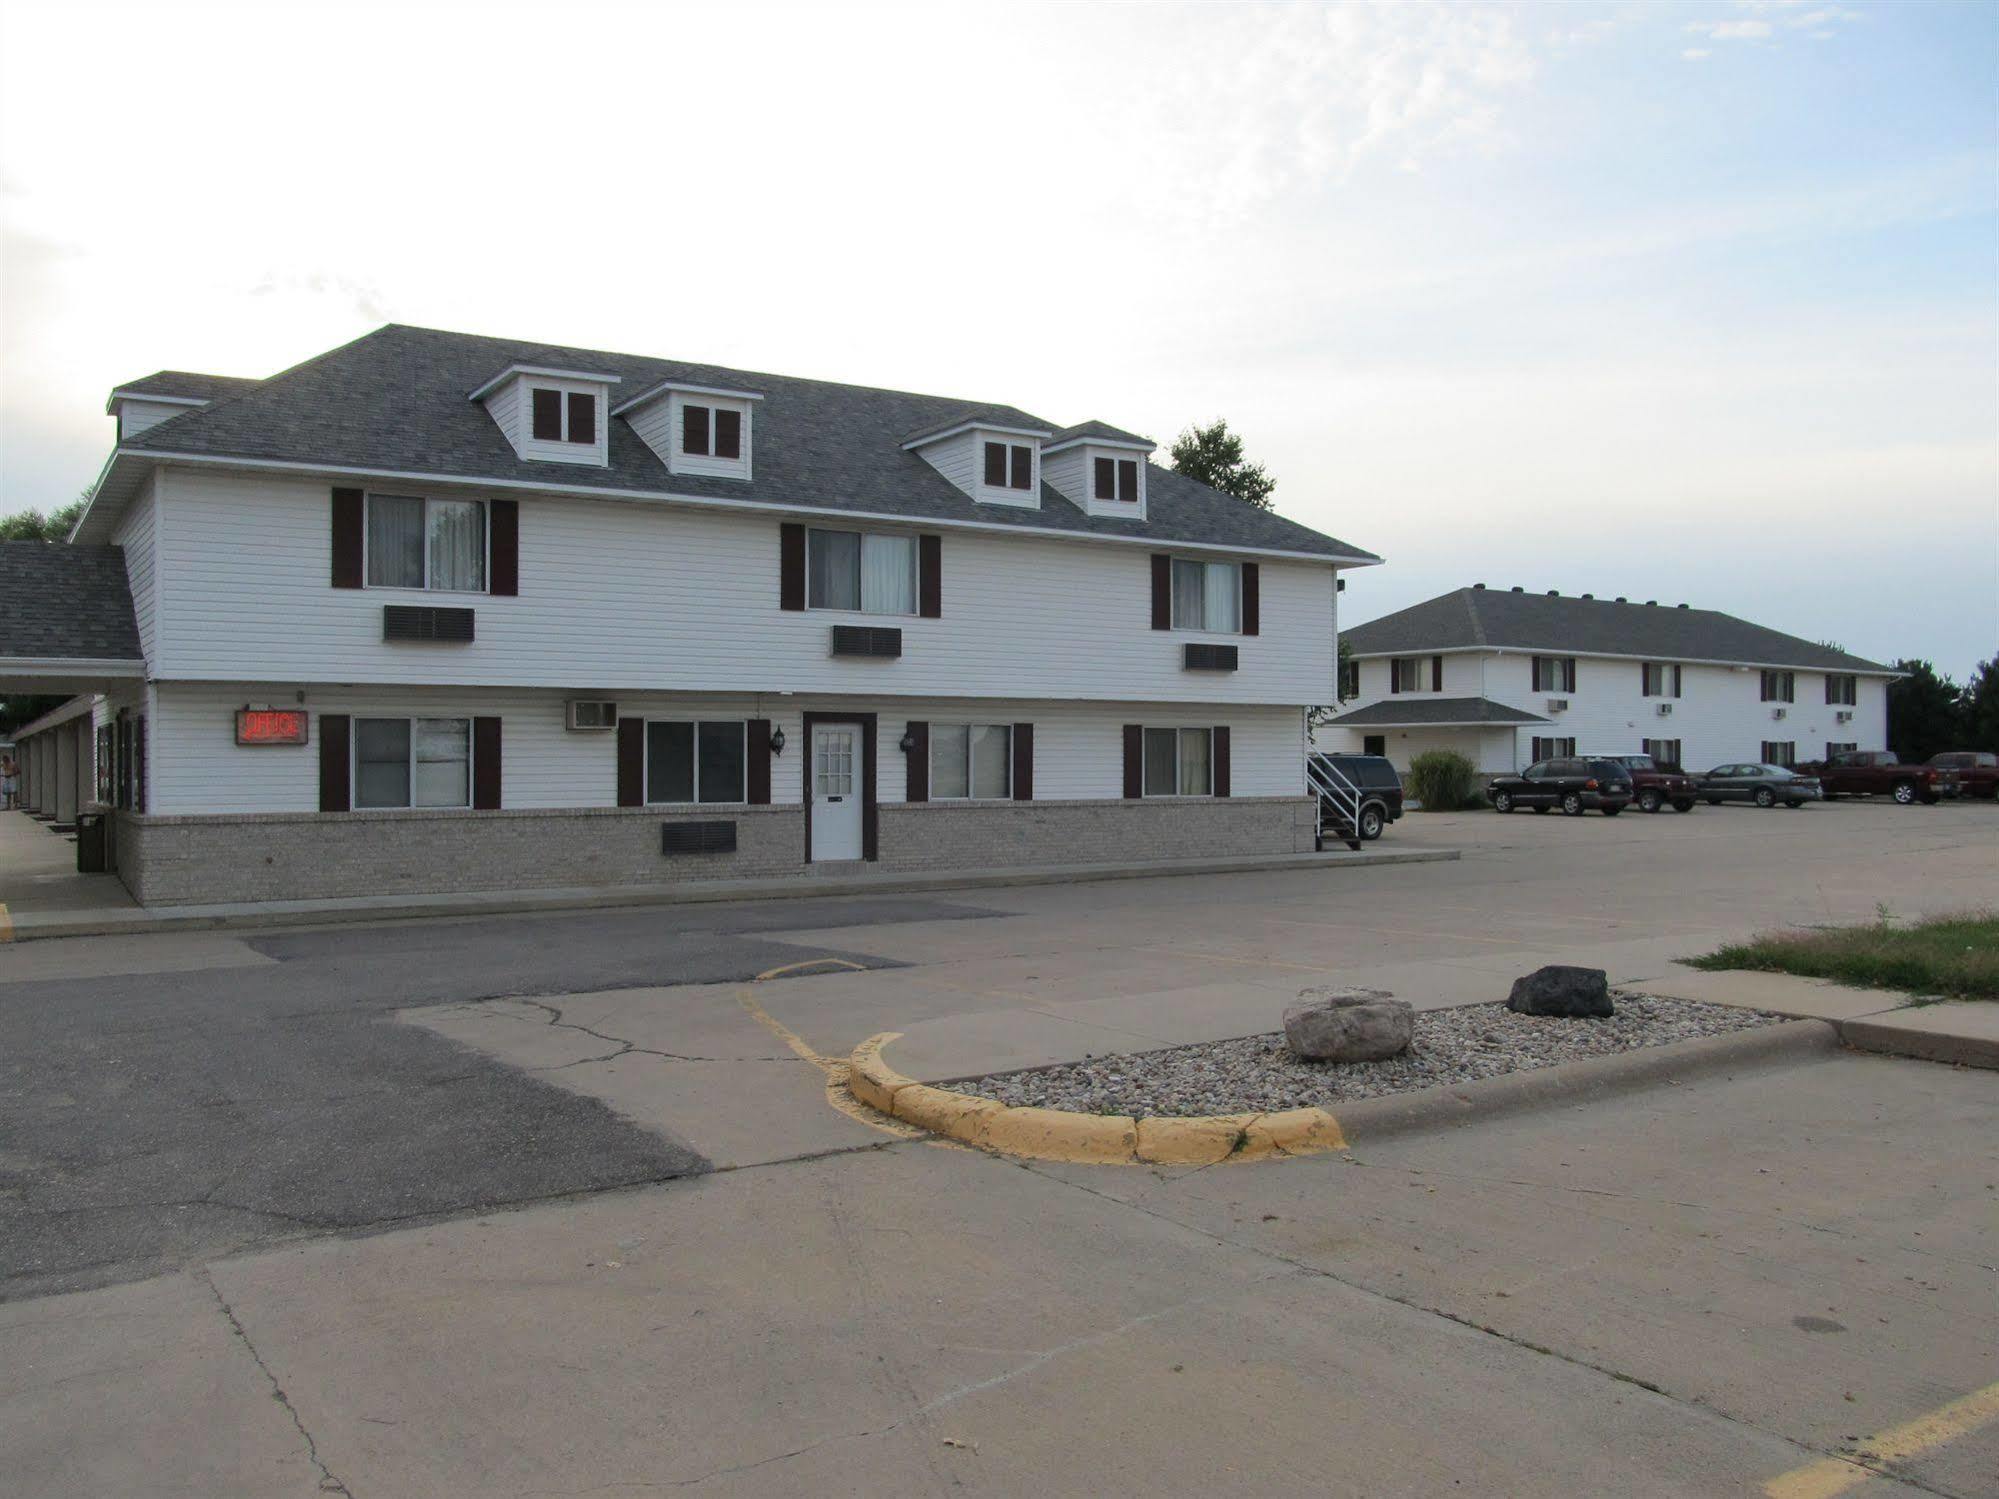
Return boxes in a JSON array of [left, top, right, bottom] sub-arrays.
[[810, 723, 863, 860]]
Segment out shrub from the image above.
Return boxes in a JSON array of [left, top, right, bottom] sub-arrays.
[[1405, 750, 1481, 811]]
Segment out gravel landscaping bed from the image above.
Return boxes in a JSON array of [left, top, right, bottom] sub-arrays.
[[941, 993, 1781, 1117]]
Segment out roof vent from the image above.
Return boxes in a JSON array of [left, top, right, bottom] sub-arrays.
[[1615, 596, 1627, 603], [1581, 593, 1593, 600], [1511, 586, 1524, 593], [1546, 589, 1559, 597], [1473, 582, 1486, 590], [1676, 602, 1690, 609], [1645, 600, 1658, 606]]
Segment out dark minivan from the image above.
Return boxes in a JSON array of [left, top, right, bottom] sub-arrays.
[[1486, 757, 1634, 816], [1308, 753, 1404, 842]]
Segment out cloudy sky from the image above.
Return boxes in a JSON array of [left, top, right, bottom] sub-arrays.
[[2, 0, 1993, 675]]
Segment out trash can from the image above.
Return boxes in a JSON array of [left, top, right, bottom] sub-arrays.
[[75, 811, 107, 874]]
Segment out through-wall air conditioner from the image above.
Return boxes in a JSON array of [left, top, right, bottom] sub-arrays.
[[1771, 707, 1788, 721], [1656, 702, 1673, 717], [1835, 710, 1853, 724], [1546, 698, 1569, 713], [566, 700, 619, 731]]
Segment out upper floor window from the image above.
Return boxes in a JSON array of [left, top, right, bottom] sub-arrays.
[[1170, 558, 1240, 633], [808, 528, 915, 615], [1093, 457, 1139, 502], [931, 723, 1011, 800], [1339, 658, 1361, 700], [682, 404, 743, 460], [531, 388, 595, 445], [983, 441, 1033, 491], [1532, 656, 1577, 693], [1825, 673, 1857, 706], [367, 495, 486, 593], [646, 719, 746, 805], [1529, 737, 1577, 761], [1760, 670, 1796, 703], [1641, 662, 1682, 698], [1142, 726, 1213, 797], [1390, 655, 1440, 693]]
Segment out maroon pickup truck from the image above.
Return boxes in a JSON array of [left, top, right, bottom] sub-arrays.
[[1586, 752, 1699, 813], [1801, 750, 1959, 805], [1930, 751, 1998, 799]]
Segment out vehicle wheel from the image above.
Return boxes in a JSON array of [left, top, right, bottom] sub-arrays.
[[1561, 792, 1584, 816], [1359, 804, 1385, 840], [1672, 799, 1695, 813], [1492, 791, 1514, 814], [1602, 806, 1622, 817], [1892, 780, 1917, 805], [1754, 787, 1776, 808], [1638, 789, 1662, 813]]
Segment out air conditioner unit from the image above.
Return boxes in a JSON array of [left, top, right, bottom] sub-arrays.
[[1656, 702, 1673, 717], [566, 700, 618, 731], [1835, 710, 1853, 724], [1546, 698, 1569, 713], [1771, 707, 1787, 721]]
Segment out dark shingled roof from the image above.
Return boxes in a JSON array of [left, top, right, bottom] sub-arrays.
[[0, 544, 142, 661], [1327, 696, 1551, 727], [1047, 419, 1153, 447], [110, 370, 262, 403], [1344, 587, 1889, 673], [121, 325, 1374, 561]]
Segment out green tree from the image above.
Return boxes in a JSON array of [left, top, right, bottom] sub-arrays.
[[1960, 653, 1999, 752], [0, 492, 88, 543], [1169, 419, 1275, 510], [1886, 659, 1963, 763]]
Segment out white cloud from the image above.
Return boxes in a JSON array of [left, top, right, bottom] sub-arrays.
[[1683, 47, 1714, 60], [1687, 19, 1776, 41]]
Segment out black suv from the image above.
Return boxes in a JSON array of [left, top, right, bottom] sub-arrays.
[[1308, 753, 1404, 842], [1486, 757, 1634, 816]]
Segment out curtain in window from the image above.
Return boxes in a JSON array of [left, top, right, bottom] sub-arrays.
[[1202, 563, 1238, 633], [860, 534, 915, 615], [355, 719, 412, 808], [969, 725, 1010, 799], [367, 495, 425, 589], [1171, 560, 1204, 628], [931, 725, 969, 798], [696, 721, 747, 803], [1178, 728, 1211, 796], [428, 501, 486, 592], [647, 722, 695, 803], [413, 718, 470, 807], [809, 530, 861, 611]]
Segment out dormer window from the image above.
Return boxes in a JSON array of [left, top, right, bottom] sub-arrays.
[[1094, 457, 1139, 503], [983, 441, 1033, 491], [470, 364, 618, 468], [682, 404, 743, 460], [531, 388, 596, 446]]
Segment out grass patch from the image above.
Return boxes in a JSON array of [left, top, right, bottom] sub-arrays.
[[1689, 911, 1999, 1001]]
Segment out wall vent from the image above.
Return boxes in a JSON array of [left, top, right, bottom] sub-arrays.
[[661, 820, 738, 854], [1184, 642, 1240, 672], [383, 605, 475, 642], [830, 625, 902, 659]]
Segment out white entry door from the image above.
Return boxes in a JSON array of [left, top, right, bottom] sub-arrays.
[[810, 722, 863, 861]]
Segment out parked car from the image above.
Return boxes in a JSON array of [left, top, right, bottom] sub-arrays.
[[1486, 757, 1634, 817], [1584, 752, 1698, 814], [1928, 751, 1998, 799], [1796, 750, 1957, 805], [1307, 752, 1403, 842], [1698, 763, 1822, 808]]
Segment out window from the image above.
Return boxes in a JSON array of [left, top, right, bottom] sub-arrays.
[[681, 404, 743, 459], [1642, 738, 1682, 767], [1825, 741, 1857, 761], [354, 717, 470, 809], [982, 441, 1033, 491], [1390, 656, 1436, 693], [1142, 726, 1213, 796], [1170, 558, 1241, 633], [646, 720, 747, 804], [1642, 663, 1682, 698], [531, 388, 595, 445], [1339, 658, 1361, 700], [1761, 741, 1796, 768], [1093, 457, 1140, 502], [1531, 736, 1576, 760], [1362, 734, 1386, 757], [807, 528, 916, 614], [1760, 670, 1796, 703], [1532, 657, 1577, 693], [1825, 673, 1857, 706], [366, 495, 487, 592], [929, 723, 1011, 800]]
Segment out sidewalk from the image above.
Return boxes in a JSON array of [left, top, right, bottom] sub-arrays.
[[0, 810, 139, 926]]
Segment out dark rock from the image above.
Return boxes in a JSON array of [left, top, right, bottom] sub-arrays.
[[1284, 986, 1414, 1062], [1506, 965, 1613, 1017]]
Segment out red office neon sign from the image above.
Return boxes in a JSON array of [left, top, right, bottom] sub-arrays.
[[236, 709, 309, 746]]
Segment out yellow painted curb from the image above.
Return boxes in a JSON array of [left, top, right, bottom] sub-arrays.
[[845, 1035, 1347, 1166]]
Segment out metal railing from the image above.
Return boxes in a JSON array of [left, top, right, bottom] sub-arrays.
[[1305, 755, 1364, 849]]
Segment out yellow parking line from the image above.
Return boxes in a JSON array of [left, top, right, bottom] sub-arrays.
[[735, 987, 925, 1142], [0, 903, 12, 943], [752, 957, 866, 982], [1763, 1379, 1999, 1498]]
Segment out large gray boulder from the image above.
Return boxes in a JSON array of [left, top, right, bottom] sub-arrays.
[[1506, 965, 1613, 1018], [1284, 986, 1414, 1062]]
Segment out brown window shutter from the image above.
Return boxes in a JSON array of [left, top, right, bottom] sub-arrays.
[[1213, 726, 1230, 798], [983, 442, 1006, 486], [918, 534, 941, 618], [904, 721, 929, 803], [136, 716, 147, 813], [616, 718, 644, 807], [567, 392, 595, 446], [1242, 562, 1260, 636], [1150, 554, 1171, 630], [1094, 457, 1115, 499], [746, 718, 772, 805], [473, 717, 502, 809], [1010, 445, 1032, 490], [532, 388, 562, 441], [861, 719, 879, 862], [682, 404, 710, 455], [331, 488, 364, 588], [1565, 657, 1577, 692], [780, 523, 806, 610], [1012, 723, 1033, 801], [1432, 655, 1443, 692], [1123, 724, 1144, 799], [715, 408, 742, 459], [1674, 664, 1683, 697], [490, 500, 519, 596], [319, 714, 351, 812]]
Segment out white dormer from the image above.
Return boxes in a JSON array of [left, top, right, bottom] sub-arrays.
[[902, 418, 1050, 509], [107, 392, 208, 440], [615, 381, 761, 480], [470, 364, 621, 467], [1042, 423, 1155, 521]]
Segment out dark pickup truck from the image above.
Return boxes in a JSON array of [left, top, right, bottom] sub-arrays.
[[1800, 750, 1959, 805], [1929, 751, 1998, 799], [1584, 752, 1698, 814]]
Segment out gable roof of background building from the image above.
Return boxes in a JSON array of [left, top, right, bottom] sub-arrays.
[[93, 325, 1376, 562], [0, 543, 142, 661], [107, 371, 262, 404], [1343, 586, 1891, 673]]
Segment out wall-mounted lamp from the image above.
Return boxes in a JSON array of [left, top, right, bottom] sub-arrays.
[[769, 726, 786, 756], [899, 729, 918, 754]]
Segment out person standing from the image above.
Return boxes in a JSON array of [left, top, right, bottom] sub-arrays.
[[1, 754, 17, 811]]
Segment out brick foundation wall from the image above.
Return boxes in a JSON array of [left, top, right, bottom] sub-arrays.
[[112, 796, 1319, 906]]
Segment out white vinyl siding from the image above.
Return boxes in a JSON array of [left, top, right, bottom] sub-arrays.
[[111, 473, 160, 664]]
